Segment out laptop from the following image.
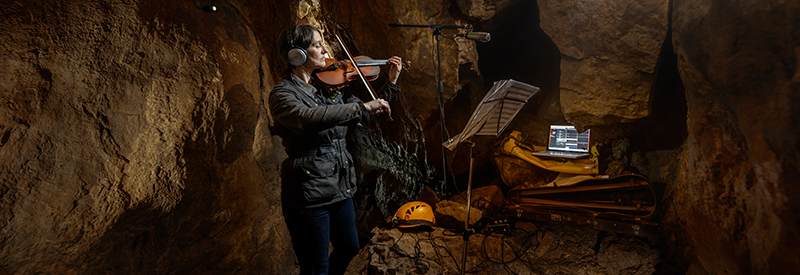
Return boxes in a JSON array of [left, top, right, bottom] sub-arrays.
[[530, 125, 591, 159]]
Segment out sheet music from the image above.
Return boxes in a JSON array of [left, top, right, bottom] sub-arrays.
[[443, 79, 540, 151]]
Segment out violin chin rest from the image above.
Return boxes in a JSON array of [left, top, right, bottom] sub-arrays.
[[318, 63, 341, 73]]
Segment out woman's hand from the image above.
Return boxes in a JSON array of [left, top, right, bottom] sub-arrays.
[[387, 56, 404, 84], [363, 99, 391, 117]]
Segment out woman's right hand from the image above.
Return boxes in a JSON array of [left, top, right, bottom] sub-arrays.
[[363, 99, 391, 117]]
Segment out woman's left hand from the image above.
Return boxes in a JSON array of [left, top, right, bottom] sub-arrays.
[[387, 56, 404, 84]]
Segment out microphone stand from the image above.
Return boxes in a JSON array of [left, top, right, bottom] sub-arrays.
[[388, 23, 471, 197], [461, 139, 476, 275], [389, 23, 475, 275], [434, 27, 447, 197]]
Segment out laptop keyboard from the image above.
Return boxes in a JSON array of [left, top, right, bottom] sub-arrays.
[[547, 151, 583, 156], [531, 150, 590, 158]]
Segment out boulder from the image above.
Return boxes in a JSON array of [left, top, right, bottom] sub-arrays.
[[450, 185, 506, 214], [538, 0, 670, 127], [434, 200, 484, 229]]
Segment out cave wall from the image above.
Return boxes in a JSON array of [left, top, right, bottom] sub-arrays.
[[1, 0, 799, 274], [0, 0, 292, 273], [0, 0, 461, 273], [670, 0, 800, 273]]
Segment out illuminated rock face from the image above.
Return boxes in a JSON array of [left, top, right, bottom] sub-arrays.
[[0, 0, 290, 273], [0, 0, 445, 273], [669, 1, 800, 273], [1, 0, 799, 274], [539, 0, 670, 127]]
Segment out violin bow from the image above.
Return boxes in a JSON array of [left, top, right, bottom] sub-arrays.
[[334, 34, 380, 101]]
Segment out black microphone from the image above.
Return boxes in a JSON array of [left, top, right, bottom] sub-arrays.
[[463, 32, 491, 42]]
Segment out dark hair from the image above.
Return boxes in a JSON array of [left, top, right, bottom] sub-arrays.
[[279, 23, 321, 66]]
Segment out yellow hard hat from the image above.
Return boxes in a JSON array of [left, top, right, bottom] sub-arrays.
[[393, 201, 436, 228]]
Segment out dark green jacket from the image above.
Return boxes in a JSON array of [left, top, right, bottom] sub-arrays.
[[269, 73, 399, 208]]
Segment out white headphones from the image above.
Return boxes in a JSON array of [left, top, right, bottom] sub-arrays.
[[286, 26, 307, 67]]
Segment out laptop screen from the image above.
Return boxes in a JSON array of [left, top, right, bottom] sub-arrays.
[[547, 125, 591, 152]]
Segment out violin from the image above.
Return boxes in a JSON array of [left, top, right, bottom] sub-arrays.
[[315, 56, 410, 90], [319, 34, 401, 119]]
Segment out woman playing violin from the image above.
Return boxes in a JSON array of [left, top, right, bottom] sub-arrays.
[[269, 23, 404, 275]]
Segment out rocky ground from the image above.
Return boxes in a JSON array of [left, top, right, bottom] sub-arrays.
[[346, 221, 664, 275]]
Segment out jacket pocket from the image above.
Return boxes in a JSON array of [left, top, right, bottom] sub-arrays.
[[293, 154, 340, 203]]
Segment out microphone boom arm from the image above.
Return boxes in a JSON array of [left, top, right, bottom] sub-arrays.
[[388, 23, 471, 30]]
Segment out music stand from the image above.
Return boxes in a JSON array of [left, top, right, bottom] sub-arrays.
[[442, 79, 540, 275]]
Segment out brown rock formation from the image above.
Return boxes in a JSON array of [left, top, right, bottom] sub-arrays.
[[539, 0, 670, 128], [1, 0, 799, 274], [669, 0, 800, 273], [1, 0, 291, 273], [434, 200, 483, 229]]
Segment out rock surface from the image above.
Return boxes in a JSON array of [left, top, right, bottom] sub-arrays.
[[346, 223, 659, 275], [434, 200, 483, 229], [0, 0, 296, 273], [449, 185, 506, 214], [669, 0, 800, 273], [1, 0, 799, 274], [539, 0, 670, 128]]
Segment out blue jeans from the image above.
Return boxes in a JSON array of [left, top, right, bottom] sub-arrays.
[[283, 198, 360, 275]]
